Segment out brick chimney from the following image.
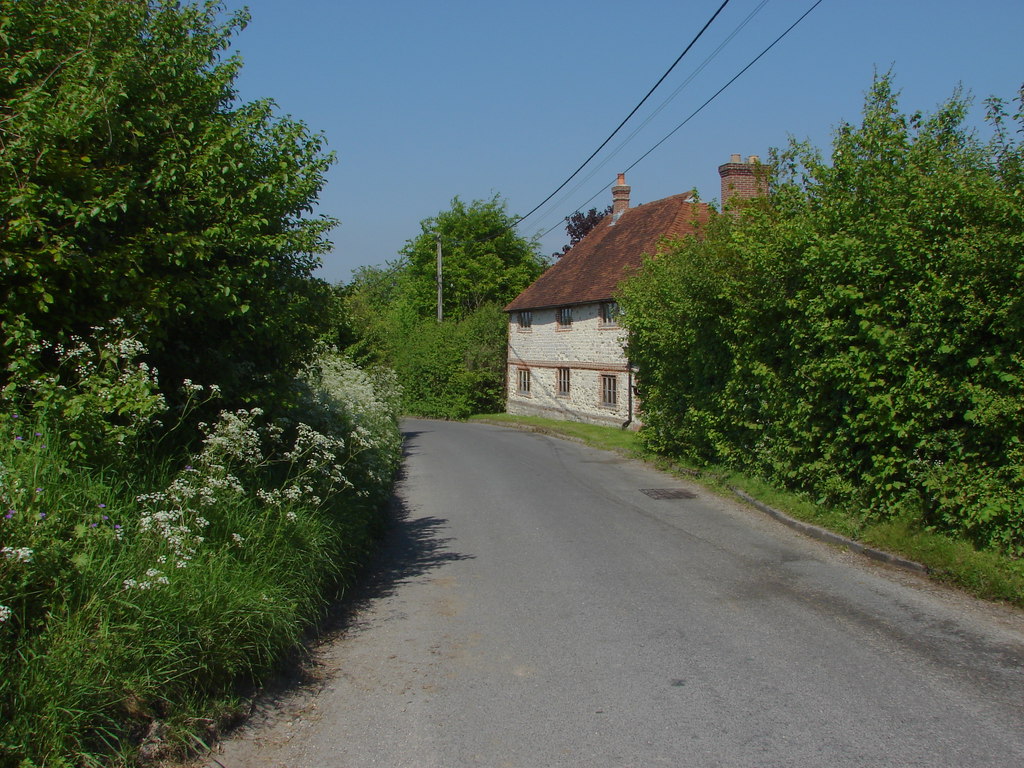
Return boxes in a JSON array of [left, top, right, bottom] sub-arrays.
[[611, 172, 630, 222], [718, 154, 767, 212]]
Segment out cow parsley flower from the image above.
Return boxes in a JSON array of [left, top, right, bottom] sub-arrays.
[[1, 546, 33, 563]]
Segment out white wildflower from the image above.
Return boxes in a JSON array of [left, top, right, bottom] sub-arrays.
[[1, 546, 33, 563], [257, 489, 279, 505]]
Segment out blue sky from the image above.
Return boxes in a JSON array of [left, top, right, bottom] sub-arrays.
[[227, 0, 1024, 284]]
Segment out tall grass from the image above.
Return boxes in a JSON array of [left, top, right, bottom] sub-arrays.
[[0, 343, 402, 766]]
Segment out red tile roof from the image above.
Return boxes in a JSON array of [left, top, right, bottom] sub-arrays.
[[506, 193, 711, 311]]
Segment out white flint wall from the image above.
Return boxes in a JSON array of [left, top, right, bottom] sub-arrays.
[[506, 303, 640, 428]]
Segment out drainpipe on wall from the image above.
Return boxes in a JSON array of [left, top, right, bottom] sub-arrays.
[[622, 364, 636, 430]]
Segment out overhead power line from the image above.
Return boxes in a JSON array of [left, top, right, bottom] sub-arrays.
[[550, 0, 826, 225], [530, 0, 769, 235], [624, 0, 825, 174], [512, 0, 731, 228]]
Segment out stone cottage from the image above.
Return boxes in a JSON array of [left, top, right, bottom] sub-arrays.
[[504, 155, 764, 428]]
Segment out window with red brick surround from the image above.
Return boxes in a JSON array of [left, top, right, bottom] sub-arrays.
[[517, 368, 531, 395], [599, 301, 619, 327], [557, 367, 570, 396], [601, 374, 617, 407]]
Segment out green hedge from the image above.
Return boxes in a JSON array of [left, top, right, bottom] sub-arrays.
[[620, 76, 1024, 555]]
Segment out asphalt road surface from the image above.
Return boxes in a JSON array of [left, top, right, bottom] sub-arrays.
[[206, 418, 1024, 768]]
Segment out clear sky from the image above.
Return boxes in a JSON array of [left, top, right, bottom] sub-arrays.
[[226, 0, 1024, 284]]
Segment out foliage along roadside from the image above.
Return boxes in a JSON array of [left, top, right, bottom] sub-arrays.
[[619, 75, 1024, 559], [343, 196, 546, 419], [0, 0, 337, 409], [0, 328, 403, 767], [0, 3, 404, 764]]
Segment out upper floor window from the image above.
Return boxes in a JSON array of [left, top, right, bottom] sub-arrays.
[[557, 306, 573, 329], [600, 301, 620, 326], [517, 311, 532, 330]]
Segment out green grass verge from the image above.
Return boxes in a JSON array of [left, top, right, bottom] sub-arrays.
[[473, 414, 1024, 608], [469, 413, 644, 456]]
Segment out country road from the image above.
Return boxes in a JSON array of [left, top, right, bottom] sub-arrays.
[[204, 418, 1024, 768]]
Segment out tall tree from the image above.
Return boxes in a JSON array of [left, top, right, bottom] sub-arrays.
[[0, 0, 336, 404], [399, 195, 545, 322], [343, 195, 544, 417], [553, 205, 611, 258]]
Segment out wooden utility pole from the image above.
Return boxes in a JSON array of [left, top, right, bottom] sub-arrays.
[[435, 234, 443, 322]]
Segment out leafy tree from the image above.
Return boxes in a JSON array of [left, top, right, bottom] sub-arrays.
[[344, 196, 543, 417], [387, 303, 509, 419], [553, 205, 611, 258], [0, 0, 336, 407], [399, 195, 545, 322], [340, 263, 409, 364]]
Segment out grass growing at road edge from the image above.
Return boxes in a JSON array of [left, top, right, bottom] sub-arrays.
[[1, 354, 403, 767], [470, 413, 643, 456]]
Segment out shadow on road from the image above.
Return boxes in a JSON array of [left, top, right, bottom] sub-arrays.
[[336, 494, 474, 636], [221, 427, 473, 723], [235, 430, 471, 688], [397, 426, 430, 459], [321, 426, 474, 634]]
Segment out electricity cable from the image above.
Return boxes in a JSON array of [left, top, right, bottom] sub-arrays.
[[511, 0, 731, 228], [529, 0, 769, 235], [549, 0, 825, 227], [625, 0, 824, 174]]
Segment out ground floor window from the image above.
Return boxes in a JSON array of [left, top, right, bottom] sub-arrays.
[[517, 368, 531, 395], [557, 367, 570, 396], [601, 374, 617, 407]]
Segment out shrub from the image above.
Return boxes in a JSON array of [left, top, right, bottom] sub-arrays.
[[620, 75, 1024, 554], [1, 318, 167, 465], [388, 303, 508, 419], [0, 337, 403, 766], [0, 0, 336, 409]]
